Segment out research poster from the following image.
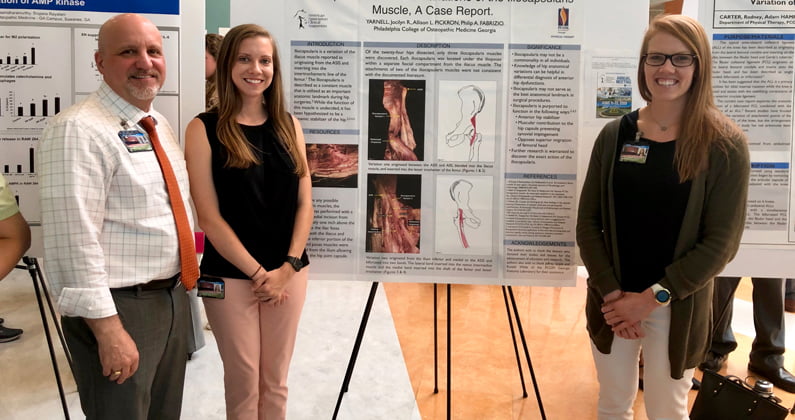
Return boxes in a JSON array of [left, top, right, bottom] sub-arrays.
[[700, 0, 795, 277], [240, 0, 586, 286], [0, 0, 203, 257]]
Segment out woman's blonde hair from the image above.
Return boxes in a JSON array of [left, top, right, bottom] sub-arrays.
[[638, 14, 744, 181], [214, 24, 306, 175]]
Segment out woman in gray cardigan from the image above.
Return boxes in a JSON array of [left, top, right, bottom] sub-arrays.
[[576, 15, 749, 420]]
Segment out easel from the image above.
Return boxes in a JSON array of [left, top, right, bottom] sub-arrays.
[[331, 282, 546, 419], [16, 256, 73, 420]]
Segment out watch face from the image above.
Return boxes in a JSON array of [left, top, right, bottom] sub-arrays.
[[656, 290, 671, 303], [287, 256, 303, 271]]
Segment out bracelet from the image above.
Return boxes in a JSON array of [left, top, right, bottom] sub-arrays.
[[249, 264, 263, 279]]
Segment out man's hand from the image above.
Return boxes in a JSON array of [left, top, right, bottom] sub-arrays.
[[85, 315, 139, 384]]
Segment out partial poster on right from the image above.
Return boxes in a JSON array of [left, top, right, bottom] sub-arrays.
[[700, 1, 795, 276]]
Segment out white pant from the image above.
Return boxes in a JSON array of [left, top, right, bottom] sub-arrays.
[[591, 305, 694, 420]]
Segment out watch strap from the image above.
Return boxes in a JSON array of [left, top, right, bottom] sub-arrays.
[[286, 256, 303, 272]]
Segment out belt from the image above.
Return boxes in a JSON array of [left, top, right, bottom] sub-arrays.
[[111, 273, 181, 292]]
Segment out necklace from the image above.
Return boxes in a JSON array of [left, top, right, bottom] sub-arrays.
[[646, 108, 676, 132]]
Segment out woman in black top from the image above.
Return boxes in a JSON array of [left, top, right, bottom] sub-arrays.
[[185, 24, 313, 420]]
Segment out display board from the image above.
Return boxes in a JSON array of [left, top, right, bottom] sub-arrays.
[[0, 0, 205, 257], [698, 0, 795, 277], [232, 0, 649, 285]]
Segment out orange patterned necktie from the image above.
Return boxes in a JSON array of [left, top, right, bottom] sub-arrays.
[[139, 116, 199, 290]]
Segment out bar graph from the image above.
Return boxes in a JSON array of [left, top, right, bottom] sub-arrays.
[[6, 181, 41, 226], [1, 138, 36, 174], [1, 90, 68, 131], [8, 95, 61, 117], [0, 26, 71, 133], [2, 147, 35, 175], [2, 45, 35, 66]]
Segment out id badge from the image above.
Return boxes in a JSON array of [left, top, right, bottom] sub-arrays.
[[619, 142, 649, 164], [197, 275, 225, 299], [118, 130, 153, 153]]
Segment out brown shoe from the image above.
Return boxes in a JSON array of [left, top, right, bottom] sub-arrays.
[[786, 298, 795, 313]]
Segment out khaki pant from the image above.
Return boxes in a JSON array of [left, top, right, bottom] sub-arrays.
[[203, 270, 307, 420]]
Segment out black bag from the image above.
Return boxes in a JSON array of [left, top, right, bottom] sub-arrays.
[[690, 369, 788, 420]]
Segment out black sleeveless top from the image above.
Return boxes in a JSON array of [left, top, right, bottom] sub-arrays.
[[612, 110, 690, 292], [197, 112, 309, 279]]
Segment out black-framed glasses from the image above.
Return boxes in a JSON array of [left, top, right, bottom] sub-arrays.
[[643, 53, 697, 67]]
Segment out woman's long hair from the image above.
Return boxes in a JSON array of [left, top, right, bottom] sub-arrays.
[[214, 24, 306, 175], [637, 14, 744, 181], [205, 33, 223, 111]]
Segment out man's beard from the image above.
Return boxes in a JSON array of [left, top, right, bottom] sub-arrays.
[[127, 83, 161, 102]]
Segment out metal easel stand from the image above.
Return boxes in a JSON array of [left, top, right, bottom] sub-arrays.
[[332, 282, 380, 420], [16, 256, 73, 420], [330, 282, 546, 420], [432, 283, 547, 420]]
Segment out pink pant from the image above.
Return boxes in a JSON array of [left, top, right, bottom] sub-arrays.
[[203, 270, 307, 420]]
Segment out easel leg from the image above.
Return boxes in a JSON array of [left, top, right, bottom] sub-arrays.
[[446, 283, 451, 420], [433, 283, 439, 394], [27, 257, 73, 368], [507, 285, 546, 419], [502, 286, 528, 398], [21, 256, 71, 420], [332, 282, 379, 420]]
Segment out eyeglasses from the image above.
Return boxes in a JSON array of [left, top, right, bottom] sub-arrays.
[[643, 53, 697, 67]]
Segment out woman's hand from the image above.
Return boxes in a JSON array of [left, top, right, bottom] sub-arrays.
[[251, 264, 293, 305], [601, 289, 658, 332], [614, 321, 645, 340]]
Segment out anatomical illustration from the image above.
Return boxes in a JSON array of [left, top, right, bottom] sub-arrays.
[[445, 85, 485, 162], [306, 143, 358, 188], [368, 79, 425, 161], [366, 174, 421, 253], [435, 175, 493, 255], [448, 179, 481, 249], [437, 80, 497, 163]]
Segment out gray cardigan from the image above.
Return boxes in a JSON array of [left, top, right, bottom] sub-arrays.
[[576, 115, 749, 378]]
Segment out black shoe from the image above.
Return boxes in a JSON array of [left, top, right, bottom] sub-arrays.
[[748, 364, 795, 393], [699, 351, 728, 371], [0, 325, 23, 343], [0, 317, 4, 324]]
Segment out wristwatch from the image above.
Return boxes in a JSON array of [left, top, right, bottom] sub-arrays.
[[650, 283, 671, 306], [285, 256, 304, 272]]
